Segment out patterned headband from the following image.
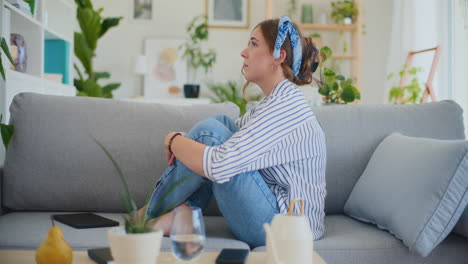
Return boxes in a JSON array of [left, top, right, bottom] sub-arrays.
[[273, 15, 302, 77]]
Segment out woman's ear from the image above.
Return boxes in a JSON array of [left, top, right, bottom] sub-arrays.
[[274, 49, 287, 65]]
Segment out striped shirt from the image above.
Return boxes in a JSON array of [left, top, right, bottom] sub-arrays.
[[202, 79, 327, 240]]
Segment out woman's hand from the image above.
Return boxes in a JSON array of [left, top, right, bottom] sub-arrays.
[[164, 132, 186, 166]]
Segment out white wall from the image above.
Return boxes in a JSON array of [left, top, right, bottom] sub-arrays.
[[89, 0, 265, 99], [86, 0, 395, 104]]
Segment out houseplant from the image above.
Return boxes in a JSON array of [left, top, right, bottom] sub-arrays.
[[93, 137, 193, 264], [74, 0, 123, 98], [0, 38, 15, 150], [318, 46, 360, 104], [207, 80, 262, 115], [179, 15, 217, 98], [330, 0, 359, 24], [0, 37, 15, 81], [387, 65, 423, 104]]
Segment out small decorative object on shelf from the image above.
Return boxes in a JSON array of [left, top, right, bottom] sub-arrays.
[[330, 0, 359, 25], [10, 33, 27, 73], [179, 15, 217, 99], [301, 4, 314, 23]]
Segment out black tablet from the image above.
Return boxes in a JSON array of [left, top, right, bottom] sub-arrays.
[[88, 247, 113, 264], [52, 213, 119, 229]]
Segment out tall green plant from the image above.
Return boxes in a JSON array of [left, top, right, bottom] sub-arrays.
[[207, 81, 262, 115], [93, 137, 195, 233], [387, 65, 423, 104], [318, 46, 360, 104], [0, 38, 16, 150], [179, 15, 217, 84], [74, 0, 123, 98]]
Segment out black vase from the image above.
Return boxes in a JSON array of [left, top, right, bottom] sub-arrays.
[[184, 84, 200, 98]]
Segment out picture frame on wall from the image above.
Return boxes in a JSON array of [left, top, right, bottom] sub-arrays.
[[132, 0, 153, 20], [206, 0, 250, 29], [144, 38, 187, 99]]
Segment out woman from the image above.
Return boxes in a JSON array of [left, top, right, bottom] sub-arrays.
[[145, 15, 326, 248]]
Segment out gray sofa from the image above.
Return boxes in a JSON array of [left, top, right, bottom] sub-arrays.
[[0, 93, 467, 264]]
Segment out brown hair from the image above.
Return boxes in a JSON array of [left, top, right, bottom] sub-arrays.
[[243, 18, 319, 95]]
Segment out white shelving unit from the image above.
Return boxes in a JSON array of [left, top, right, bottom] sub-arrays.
[[0, 0, 76, 123]]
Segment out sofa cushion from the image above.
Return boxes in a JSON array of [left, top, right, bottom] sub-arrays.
[[253, 215, 468, 264], [3, 93, 239, 214], [0, 212, 246, 251], [343, 133, 468, 257], [311, 100, 465, 214]]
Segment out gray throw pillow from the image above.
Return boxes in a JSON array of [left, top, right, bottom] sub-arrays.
[[344, 132, 468, 257]]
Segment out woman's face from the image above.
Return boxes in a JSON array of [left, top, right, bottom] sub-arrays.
[[240, 27, 276, 83]]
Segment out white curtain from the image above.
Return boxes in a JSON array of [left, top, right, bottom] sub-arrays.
[[385, 0, 451, 103]]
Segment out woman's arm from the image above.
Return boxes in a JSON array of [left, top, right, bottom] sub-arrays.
[[164, 132, 207, 178]]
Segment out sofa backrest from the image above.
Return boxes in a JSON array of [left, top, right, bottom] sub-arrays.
[[3, 93, 239, 215], [312, 100, 465, 214], [2, 94, 465, 216]]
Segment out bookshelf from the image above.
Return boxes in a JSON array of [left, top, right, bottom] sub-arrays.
[[265, 0, 363, 89], [0, 0, 76, 122]]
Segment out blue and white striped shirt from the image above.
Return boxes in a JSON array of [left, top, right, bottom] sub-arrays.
[[203, 79, 327, 240]]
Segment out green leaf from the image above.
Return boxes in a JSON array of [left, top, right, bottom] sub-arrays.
[[77, 91, 88, 96], [74, 32, 94, 76], [331, 82, 339, 91], [77, 7, 101, 51], [74, 63, 85, 81], [0, 56, 5, 81], [93, 137, 138, 213], [336, 75, 345, 81], [351, 86, 361, 100], [320, 46, 333, 62], [1, 37, 15, 66], [102, 83, 121, 95], [341, 85, 355, 103], [100, 17, 123, 37], [94, 71, 110, 81], [82, 79, 102, 97], [318, 84, 331, 96], [74, 79, 84, 92], [0, 115, 14, 150]]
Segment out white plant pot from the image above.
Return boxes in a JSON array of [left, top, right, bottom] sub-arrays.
[[344, 17, 353, 24], [108, 226, 163, 264]]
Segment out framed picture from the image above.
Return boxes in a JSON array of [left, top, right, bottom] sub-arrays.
[[144, 38, 187, 98], [132, 0, 153, 20], [206, 0, 250, 29]]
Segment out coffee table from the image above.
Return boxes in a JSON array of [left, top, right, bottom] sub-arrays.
[[0, 249, 326, 263]]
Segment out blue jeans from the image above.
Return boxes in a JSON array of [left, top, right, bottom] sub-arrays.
[[146, 114, 279, 248]]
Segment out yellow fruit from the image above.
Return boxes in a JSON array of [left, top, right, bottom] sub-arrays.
[[36, 226, 73, 264]]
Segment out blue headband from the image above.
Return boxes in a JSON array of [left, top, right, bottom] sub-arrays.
[[273, 15, 302, 77]]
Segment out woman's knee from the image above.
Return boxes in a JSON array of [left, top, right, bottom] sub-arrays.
[[187, 118, 233, 145], [212, 114, 238, 133]]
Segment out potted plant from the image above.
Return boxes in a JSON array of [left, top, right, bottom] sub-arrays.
[[318, 46, 361, 104], [93, 137, 193, 264], [74, 0, 123, 98], [330, 0, 359, 24], [179, 15, 217, 98], [207, 80, 263, 115], [387, 65, 423, 104]]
